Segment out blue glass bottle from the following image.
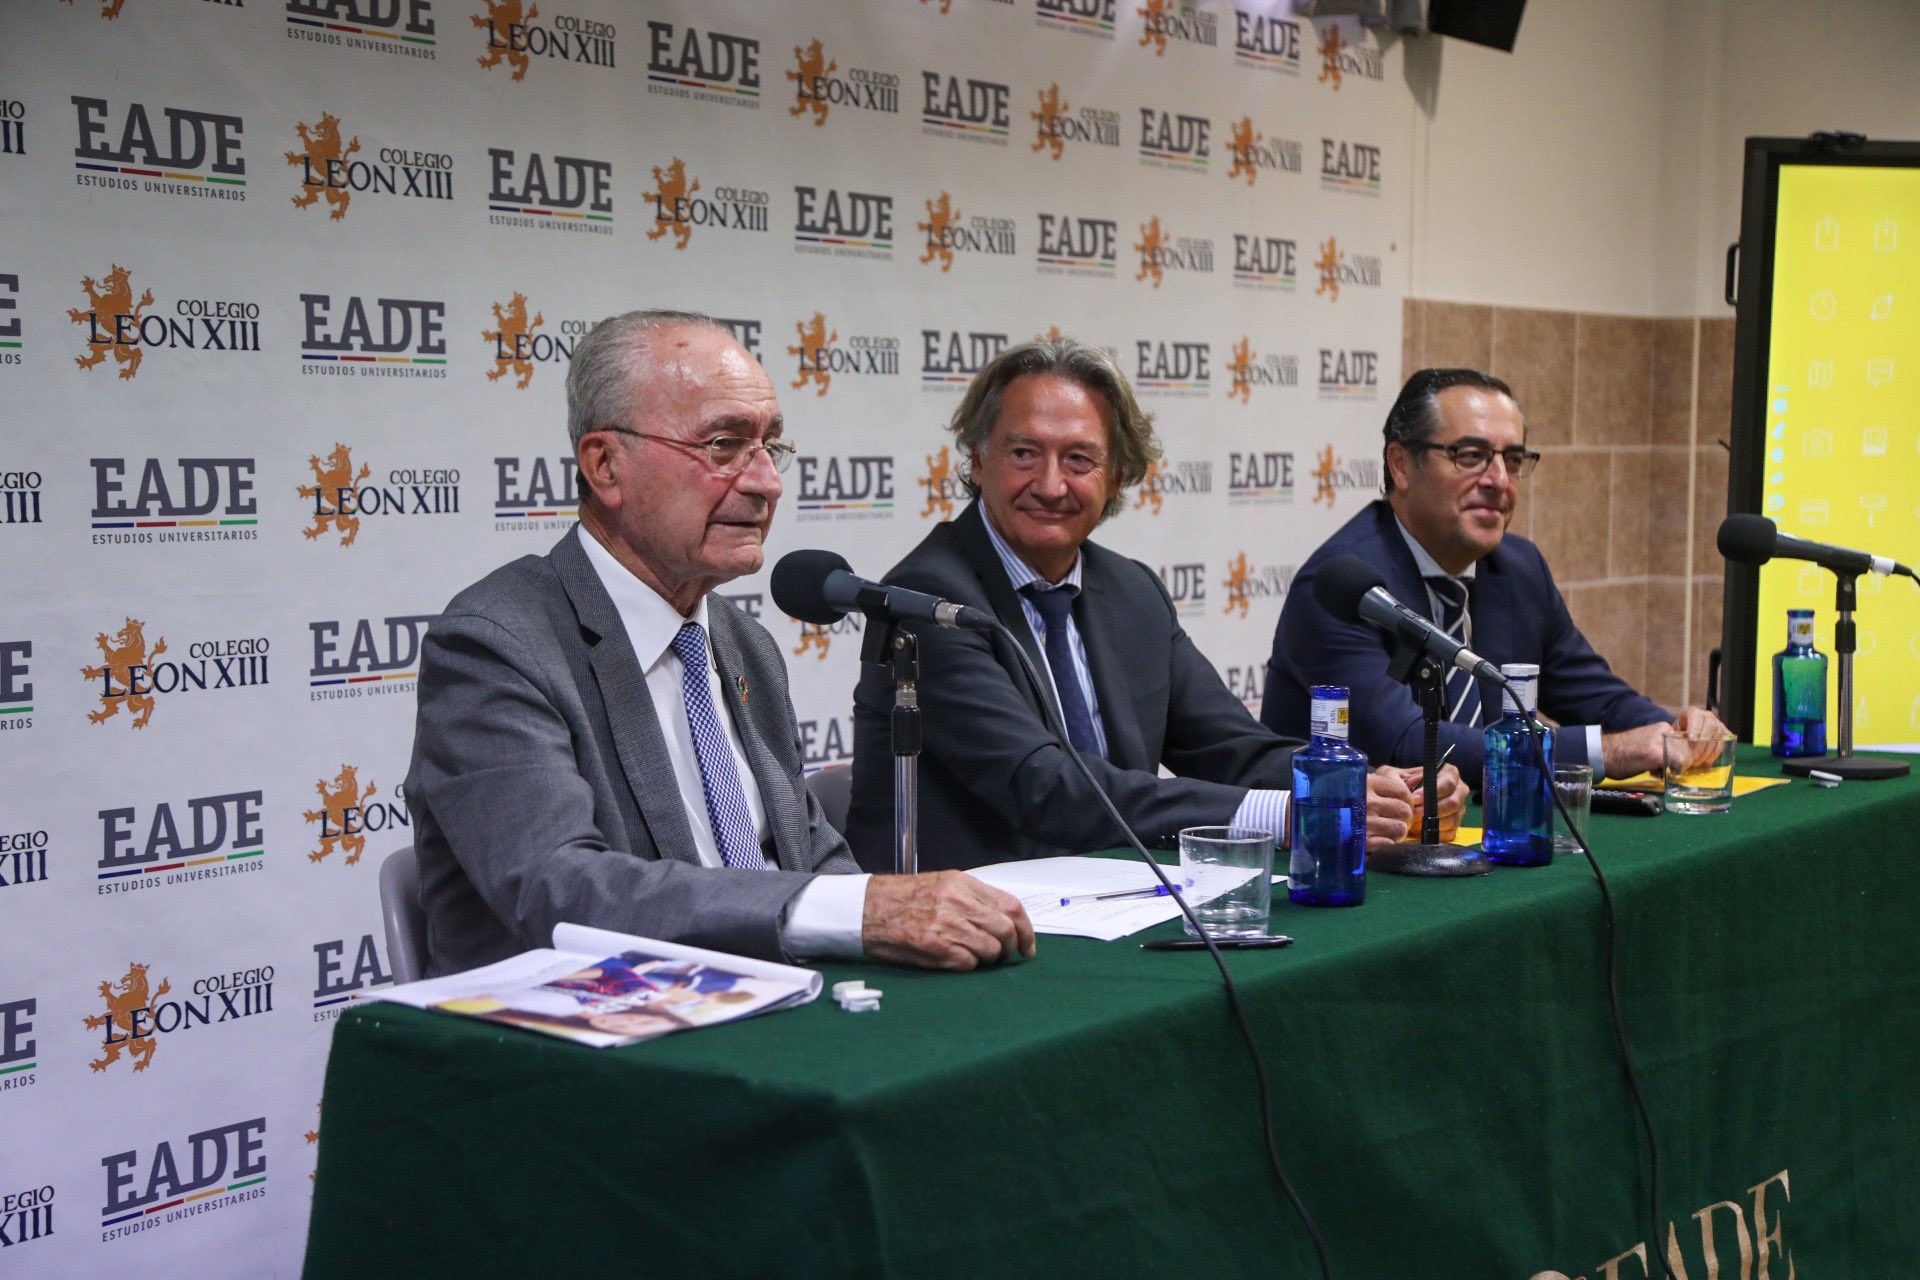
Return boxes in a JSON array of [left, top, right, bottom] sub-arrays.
[[1290, 685, 1369, 906], [1772, 609, 1828, 758], [1482, 663, 1554, 867]]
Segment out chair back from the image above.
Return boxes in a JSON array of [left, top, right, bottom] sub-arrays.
[[378, 844, 427, 985], [805, 766, 853, 837]]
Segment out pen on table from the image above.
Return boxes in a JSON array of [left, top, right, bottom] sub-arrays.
[[1059, 885, 1175, 906]]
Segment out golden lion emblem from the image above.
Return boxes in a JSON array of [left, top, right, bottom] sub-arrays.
[[787, 312, 838, 397], [1031, 83, 1069, 159], [792, 624, 832, 661], [1132, 460, 1165, 514], [1137, 0, 1172, 54], [474, 0, 538, 79], [646, 158, 699, 249], [1227, 338, 1256, 404], [921, 0, 953, 12], [1036, 324, 1065, 344], [920, 445, 954, 520], [788, 39, 836, 125], [287, 112, 360, 220], [1315, 237, 1342, 301], [69, 265, 151, 379], [1313, 445, 1339, 507], [306, 765, 376, 865], [483, 292, 545, 389], [1228, 117, 1262, 186], [1222, 553, 1252, 618], [62, 0, 128, 18], [1318, 25, 1346, 89], [300, 443, 372, 546], [82, 618, 167, 729], [919, 193, 960, 272], [1134, 216, 1167, 287], [85, 962, 170, 1073]]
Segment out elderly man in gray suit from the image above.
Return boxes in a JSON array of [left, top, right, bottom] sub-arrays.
[[407, 310, 1034, 977]]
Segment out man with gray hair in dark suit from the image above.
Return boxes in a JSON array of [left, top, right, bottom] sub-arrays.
[[407, 310, 1033, 977]]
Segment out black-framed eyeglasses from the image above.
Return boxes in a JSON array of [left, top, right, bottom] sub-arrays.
[[597, 427, 796, 475], [1411, 439, 1541, 479]]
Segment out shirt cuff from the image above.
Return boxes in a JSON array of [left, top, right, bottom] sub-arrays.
[[780, 872, 871, 961], [1232, 789, 1291, 849], [1583, 725, 1604, 779]]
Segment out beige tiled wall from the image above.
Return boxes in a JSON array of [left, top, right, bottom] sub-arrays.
[[1402, 300, 1735, 713]]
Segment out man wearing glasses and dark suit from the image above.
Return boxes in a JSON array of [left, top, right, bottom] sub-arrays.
[[1261, 367, 1727, 783], [406, 310, 1033, 977]]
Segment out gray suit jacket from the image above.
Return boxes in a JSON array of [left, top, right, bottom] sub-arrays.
[[405, 529, 858, 977]]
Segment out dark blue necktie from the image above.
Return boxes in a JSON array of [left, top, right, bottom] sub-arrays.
[[670, 622, 765, 870], [1426, 575, 1482, 726], [1020, 583, 1102, 757]]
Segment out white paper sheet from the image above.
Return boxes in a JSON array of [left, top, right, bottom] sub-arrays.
[[969, 856, 1286, 942]]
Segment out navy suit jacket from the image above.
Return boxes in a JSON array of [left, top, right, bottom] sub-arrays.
[[846, 502, 1302, 873], [1260, 500, 1669, 780]]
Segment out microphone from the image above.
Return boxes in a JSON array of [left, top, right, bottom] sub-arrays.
[[770, 549, 995, 632], [1717, 513, 1916, 581], [1312, 555, 1511, 689]]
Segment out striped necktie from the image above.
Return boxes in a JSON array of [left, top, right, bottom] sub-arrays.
[[1019, 583, 1103, 757], [1426, 575, 1482, 726], [669, 622, 766, 870]]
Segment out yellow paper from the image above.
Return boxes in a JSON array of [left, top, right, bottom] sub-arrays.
[[1600, 773, 1791, 797]]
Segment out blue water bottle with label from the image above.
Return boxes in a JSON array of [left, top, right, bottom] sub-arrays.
[[1482, 663, 1554, 867], [1289, 685, 1369, 906], [1772, 609, 1828, 758]]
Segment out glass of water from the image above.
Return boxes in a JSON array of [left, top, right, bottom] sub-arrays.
[[1663, 732, 1737, 814], [1177, 826, 1274, 939], [1551, 764, 1593, 854]]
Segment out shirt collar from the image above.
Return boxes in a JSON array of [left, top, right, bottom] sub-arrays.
[[575, 523, 713, 672], [979, 503, 1084, 594], [1393, 513, 1476, 583]]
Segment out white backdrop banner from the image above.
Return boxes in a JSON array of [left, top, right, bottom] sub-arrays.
[[0, 1, 1405, 1273]]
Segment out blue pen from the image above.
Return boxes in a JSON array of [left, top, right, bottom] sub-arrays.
[[1059, 884, 1175, 907]]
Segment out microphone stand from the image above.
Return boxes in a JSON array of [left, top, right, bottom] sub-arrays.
[[1779, 570, 1910, 780], [1372, 636, 1491, 877], [861, 618, 922, 873]]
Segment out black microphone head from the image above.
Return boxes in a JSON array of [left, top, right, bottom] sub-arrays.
[[1313, 555, 1387, 625], [770, 549, 854, 625], [1717, 513, 1777, 565]]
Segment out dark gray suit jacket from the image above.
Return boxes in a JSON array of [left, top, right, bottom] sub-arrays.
[[846, 502, 1303, 872], [406, 529, 857, 976]]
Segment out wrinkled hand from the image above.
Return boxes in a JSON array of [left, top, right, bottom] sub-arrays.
[[1672, 706, 1732, 767], [1396, 762, 1469, 842], [1363, 769, 1415, 850], [861, 871, 1036, 972], [1602, 722, 1676, 779]]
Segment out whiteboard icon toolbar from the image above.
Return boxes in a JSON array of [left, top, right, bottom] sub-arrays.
[[1859, 493, 1887, 527], [1801, 428, 1833, 457], [1875, 219, 1898, 252], [1871, 295, 1895, 320], [1807, 360, 1833, 388], [1810, 291, 1838, 321], [1862, 428, 1889, 456], [1798, 498, 1830, 525], [1867, 358, 1895, 387], [1814, 216, 1840, 251]]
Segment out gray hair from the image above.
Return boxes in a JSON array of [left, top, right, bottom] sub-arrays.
[[949, 336, 1161, 521], [564, 309, 730, 449], [1381, 367, 1522, 494]]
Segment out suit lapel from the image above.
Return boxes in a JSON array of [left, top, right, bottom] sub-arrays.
[[1075, 556, 1150, 769], [550, 531, 702, 865], [952, 503, 1062, 721], [708, 606, 803, 872]]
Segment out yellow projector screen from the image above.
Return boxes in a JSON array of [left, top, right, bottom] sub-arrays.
[[1754, 163, 1920, 749]]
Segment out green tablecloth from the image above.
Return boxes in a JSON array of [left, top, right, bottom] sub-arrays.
[[305, 750, 1920, 1279]]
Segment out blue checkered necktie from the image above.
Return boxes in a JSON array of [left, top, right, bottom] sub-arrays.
[[1426, 575, 1482, 726], [669, 622, 765, 871], [1019, 583, 1103, 758]]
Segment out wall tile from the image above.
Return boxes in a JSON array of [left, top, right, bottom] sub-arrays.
[[1528, 448, 1612, 585], [1610, 450, 1653, 579], [1490, 307, 1575, 449], [1697, 316, 1736, 445], [1646, 447, 1693, 574], [1691, 443, 1729, 582], [1419, 301, 1493, 372], [1651, 317, 1695, 446], [1567, 582, 1649, 692], [1642, 580, 1690, 711], [1574, 314, 1654, 447], [1691, 577, 1726, 711]]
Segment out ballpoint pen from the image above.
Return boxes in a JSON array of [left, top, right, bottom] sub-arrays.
[[1058, 884, 1176, 906]]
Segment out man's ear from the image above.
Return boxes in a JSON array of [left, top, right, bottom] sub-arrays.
[[1385, 441, 1413, 493], [576, 434, 620, 509]]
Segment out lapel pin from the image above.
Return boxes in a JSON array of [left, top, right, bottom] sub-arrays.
[[734, 674, 749, 703]]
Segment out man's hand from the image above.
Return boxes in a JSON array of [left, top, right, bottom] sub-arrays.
[[1395, 763, 1469, 842], [1363, 769, 1415, 850], [1601, 721, 1676, 779], [1671, 705, 1732, 768], [861, 871, 1036, 972]]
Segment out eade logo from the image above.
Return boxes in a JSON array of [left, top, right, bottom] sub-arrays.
[[788, 313, 898, 397], [477, 2, 617, 82], [1226, 117, 1301, 185], [1228, 449, 1296, 504], [1037, 0, 1116, 38], [1138, 105, 1209, 171], [795, 454, 895, 522], [1311, 443, 1379, 502], [917, 445, 966, 520], [488, 147, 614, 233], [918, 192, 1016, 271], [80, 618, 270, 729], [645, 19, 755, 106], [305, 764, 407, 865], [1, 996, 39, 1094], [786, 39, 900, 125], [645, 157, 769, 249], [1232, 232, 1297, 290], [1316, 23, 1384, 90], [1131, 458, 1213, 515], [1156, 561, 1206, 615], [300, 292, 447, 377], [920, 68, 1010, 146], [1221, 553, 1294, 617], [286, 0, 437, 60], [1133, 216, 1213, 287], [1316, 349, 1379, 401], [0, 639, 32, 732], [1133, 336, 1210, 396], [495, 453, 580, 531], [1035, 212, 1118, 277], [1234, 8, 1301, 73], [1225, 656, 1267, 709], [297, 443, 462, 546], [922, 329, 1008, 388], [310, 613, 435, 700], [798, 714, 853, 772], [97, 790, 266, 892], [70, 267, 262, 380], [1320, 139, 1382, 195], [1314, 236, 1382, 299], [794, 185, 895, 261], [101, 1118, 267, 1240], [312, 934, 391, 1022], [1226, 339, 1298, 402], [1030, 84, 1120, 159], [1137, 0, 1217, 55], [285, 112, 452, 220], [90, 457, 260, 546], [72, 96, 246, 203]]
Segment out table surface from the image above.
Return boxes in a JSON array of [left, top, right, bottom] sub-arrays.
[[305, 748, 1920, 1279]]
